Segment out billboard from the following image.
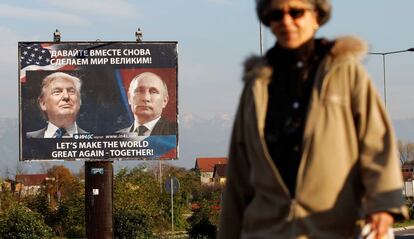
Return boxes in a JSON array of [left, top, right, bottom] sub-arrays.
[[19, 41, 178, 161]]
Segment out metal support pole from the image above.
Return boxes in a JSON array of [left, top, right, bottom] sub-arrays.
[[259, 22, 264, 56], [369, 48, 414, 109], [85, 161, 113, 239], [159, 160, 162, 193], [171, 176, 174, 233], [382, 55, 387, 108]]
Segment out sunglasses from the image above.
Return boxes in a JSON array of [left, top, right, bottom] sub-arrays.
[[267, 8, 310, 22]]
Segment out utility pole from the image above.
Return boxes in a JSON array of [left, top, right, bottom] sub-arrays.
[[259, 22, 264, 56], [369, 48, 414, 108]]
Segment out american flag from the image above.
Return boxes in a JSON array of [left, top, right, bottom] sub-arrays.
[[19, 43, 71, 83]]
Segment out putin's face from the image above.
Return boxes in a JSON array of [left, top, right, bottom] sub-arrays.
[[128, 73, 168, 124], [39, 77, 80, 127]]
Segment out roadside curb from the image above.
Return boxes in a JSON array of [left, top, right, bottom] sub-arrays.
[[394, 225, 414, 231]]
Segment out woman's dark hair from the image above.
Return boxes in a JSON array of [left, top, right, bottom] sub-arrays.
[[256, 0, 331, 26]]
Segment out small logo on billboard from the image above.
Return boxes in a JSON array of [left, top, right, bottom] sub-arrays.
[[91, 168, 104, 175], [74, 133, 94, 140]]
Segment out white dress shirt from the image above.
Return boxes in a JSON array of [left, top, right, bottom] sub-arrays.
[[132, 117, 161, 136], [44, 122, 79, 138]]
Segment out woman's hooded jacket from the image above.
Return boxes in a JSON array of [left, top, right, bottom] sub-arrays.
[[218, 36, 407, 239]]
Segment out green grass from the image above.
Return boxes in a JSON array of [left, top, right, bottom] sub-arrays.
[[394, 219, 414, 228]]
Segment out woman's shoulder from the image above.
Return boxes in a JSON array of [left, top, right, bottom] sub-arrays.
[[242, 55, 272, 83], [328, 36, 368, 62]]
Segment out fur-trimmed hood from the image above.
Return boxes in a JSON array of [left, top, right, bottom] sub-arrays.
[[329, 36, 368, 61], [242, 36, 368, 83]]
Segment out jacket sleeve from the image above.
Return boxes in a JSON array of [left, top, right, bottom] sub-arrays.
[[351, 62, 408, 219], [218, 84, 255, 238]]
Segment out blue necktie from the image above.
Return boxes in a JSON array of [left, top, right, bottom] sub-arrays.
[[55, 128, 67, 138]]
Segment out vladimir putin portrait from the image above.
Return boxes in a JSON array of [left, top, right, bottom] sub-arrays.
[[26, 72, 87, 138], [117, 72, 176, 136]]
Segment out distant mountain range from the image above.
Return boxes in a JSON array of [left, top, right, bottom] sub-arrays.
[[0, 113, 233, 175], [1, 116, 413, 176], [0, 118, 19, 177]]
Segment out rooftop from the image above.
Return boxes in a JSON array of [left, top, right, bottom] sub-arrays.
[[195, 157, 228, 172], [15, 174, 48, 186]]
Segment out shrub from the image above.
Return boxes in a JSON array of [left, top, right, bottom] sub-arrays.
[[114, 210, 154, 239], [0, 205, 53, 239]]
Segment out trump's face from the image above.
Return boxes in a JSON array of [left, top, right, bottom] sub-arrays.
[[39, 77, 80, 127], [129, 73, 168, 124]]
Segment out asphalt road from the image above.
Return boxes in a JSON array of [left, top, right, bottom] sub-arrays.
[[395, 227, 414, 239]]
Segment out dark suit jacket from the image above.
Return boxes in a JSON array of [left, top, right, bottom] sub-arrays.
[[117, 117, 177, 135], [26, 125, 88, 138]]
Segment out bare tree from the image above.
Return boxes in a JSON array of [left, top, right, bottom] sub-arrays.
[[15, 162, 28, 176], [398, 140, 414, 165], [39, 162, 52, 174], [2, 166, 12, 180]]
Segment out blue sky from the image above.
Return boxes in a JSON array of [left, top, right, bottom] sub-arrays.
[[2, 0, 414, 120], [1, 0, 414, 169]]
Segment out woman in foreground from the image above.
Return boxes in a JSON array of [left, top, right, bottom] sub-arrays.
[[218, 0, 407, 238]]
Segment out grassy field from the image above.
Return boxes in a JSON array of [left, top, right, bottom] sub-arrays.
[[394, 220, 414, 228]]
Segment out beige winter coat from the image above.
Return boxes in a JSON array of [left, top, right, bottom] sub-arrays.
[[218, 37, 407, 239]]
